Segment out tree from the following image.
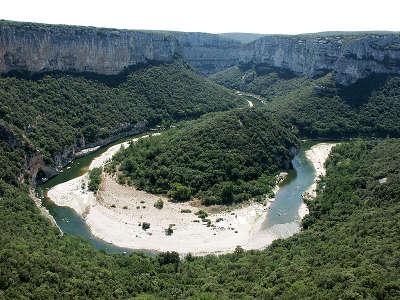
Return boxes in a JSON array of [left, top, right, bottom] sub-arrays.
[[221, 182, 234, 204], [142, 222, 150, 230], [168, 183, 192, 202], [154, 198, 164, 209], [88, 167, 103, 192], [158, 251, 180, 266]]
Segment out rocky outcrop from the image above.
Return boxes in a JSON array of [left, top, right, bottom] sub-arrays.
[[1, 21, 400, 85], [43, 120, 149, 182], [0, 122, 47, 184], [0, 21, 241, 76], [335, 35, 400, 84], [240, 34, 400, 85], [0, 119, 149, 184], [174, 32, 241, 74], [0, 22, 179, 75]]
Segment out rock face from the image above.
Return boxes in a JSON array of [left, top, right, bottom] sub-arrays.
[[0, 21, 241, 76], [1, 21, 400, 84], [174, 32, 241, 74], [240, 34, 400, 85], [0, 22, 179, 75]]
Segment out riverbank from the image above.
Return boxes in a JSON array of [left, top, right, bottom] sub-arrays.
[[46, 135, 333, 255], [47, 133, 290, 255], [88, 175, 285, 255], [49, 173, 286, 255], [29, 189, 63, 235], [298, 143, 337, 219]]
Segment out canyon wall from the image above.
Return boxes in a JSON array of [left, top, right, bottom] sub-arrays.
[[0, 21, 241, 76], [0, 22, 179, 75], [240, 34, 400, 85], [173, 32, 241, 74], [1, 21, 400, 84]]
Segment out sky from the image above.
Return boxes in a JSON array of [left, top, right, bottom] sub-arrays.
[[1, 0, 399, 34]]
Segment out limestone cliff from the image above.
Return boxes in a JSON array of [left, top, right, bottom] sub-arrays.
[[0, 21, 179, 75], [1, 21, 400, 85], [240, 34, 400, 85], [174, 32, 241, 74], [0, 21, 241, 76]]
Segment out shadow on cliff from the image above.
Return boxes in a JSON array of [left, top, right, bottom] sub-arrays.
[[0, 60, 181, 87]]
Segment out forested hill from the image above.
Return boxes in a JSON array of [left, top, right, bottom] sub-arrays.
[[107, 108, 299, 205], [265, 74, 400, 138], [1, 19, 400, 298], [1, 135, 399, 298], [210, 64, 309, 99], [0, 62, 244, 176], [211, 65, 400, 138]]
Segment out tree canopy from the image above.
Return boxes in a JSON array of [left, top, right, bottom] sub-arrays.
[[0, 63, 243, 164], [1, 139, 399, 298], [107, 108, 299, 205], [211, 65, 400, 139]]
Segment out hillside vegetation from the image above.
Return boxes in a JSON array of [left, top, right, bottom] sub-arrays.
[[266, 74, 400, 138], [210, 64, 311, 99], [107, 108, 299, 205], [0, 63, 243, 165], [212, 65, 400, 138], [1, 139, 399, 298]]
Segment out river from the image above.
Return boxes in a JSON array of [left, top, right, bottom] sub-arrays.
[[37, 138, 315, 254], [260, 150, 314, 238]]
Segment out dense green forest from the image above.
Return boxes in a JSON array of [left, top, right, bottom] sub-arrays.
[[266, 74, 400, 138], [107, 108, 299, 205], [211, 65, 400, 138], [1, 51, 400, 298], [0, 63, 243, 164], [1, 138, 399, 298], [210, 63, 311, 99], [1, 18, 400, 299]]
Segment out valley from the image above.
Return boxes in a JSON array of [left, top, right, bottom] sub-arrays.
[[41, 130, 333, 255], [1, 19, 400, 299]]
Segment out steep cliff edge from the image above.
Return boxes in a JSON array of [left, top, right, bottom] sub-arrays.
[[0, 21, 180, 75], [0, 21, 242, 76], [240, 33, 400, 85], [173, 32, 241, 74], [1, 21, 400, 85]]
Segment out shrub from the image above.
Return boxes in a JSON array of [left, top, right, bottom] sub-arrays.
[[185, 253, 195, 262], [154, 198, 164, 209], [158, 251, 180, 266], [195, 210, 208, 219], [88, 167, 102, 192], [168, 183, 192, 202], [221, 182, 234, 204], [142, 222, 150, 230], [165, 225, 174, 235]]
